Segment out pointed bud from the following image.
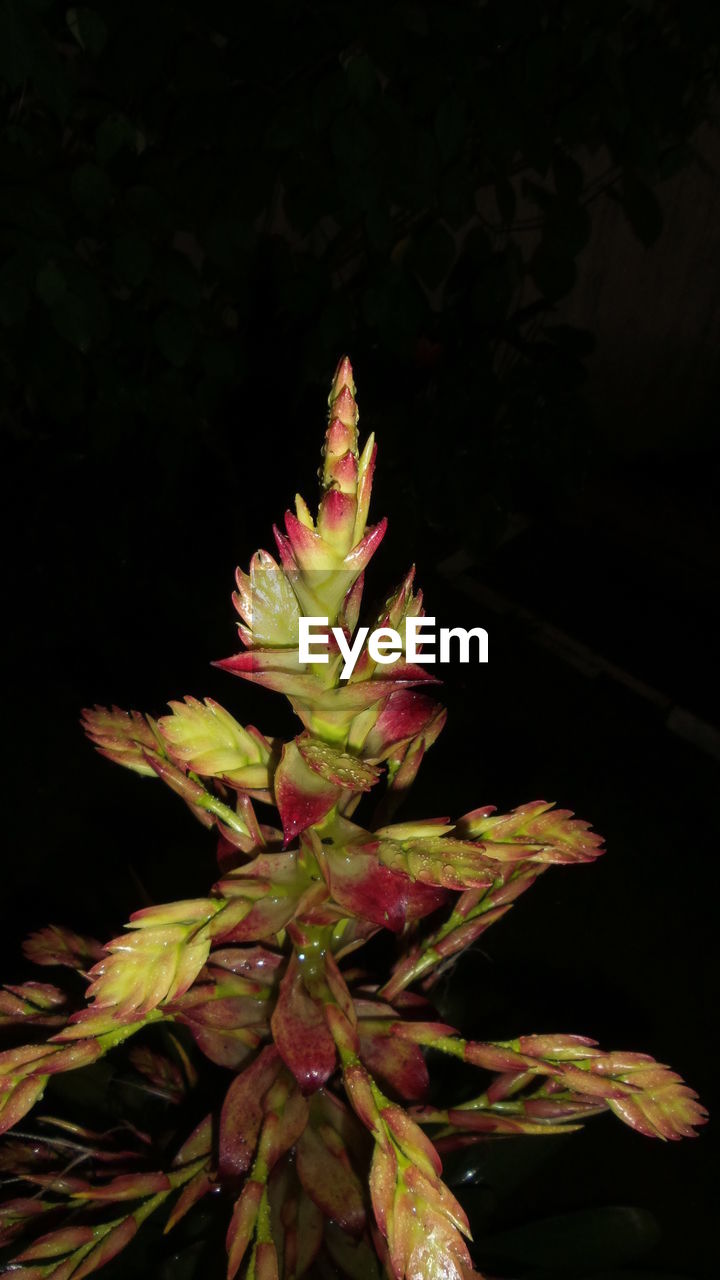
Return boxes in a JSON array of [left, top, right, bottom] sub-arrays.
[[226, 1179, 264, 1280], [328, 356, 357, 414], [81, 706, 160, 776], [158, 697, 271, 790], [232, 551, 301, 648], [23, 925, 104, 971]]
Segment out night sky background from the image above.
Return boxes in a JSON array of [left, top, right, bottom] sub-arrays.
[[1, 3, 718, 1277]]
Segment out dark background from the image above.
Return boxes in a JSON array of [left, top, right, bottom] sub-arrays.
[[1, 2, 718, 1277]]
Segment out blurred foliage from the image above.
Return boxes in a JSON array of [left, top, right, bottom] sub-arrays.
[[1, 0, 718, 553]]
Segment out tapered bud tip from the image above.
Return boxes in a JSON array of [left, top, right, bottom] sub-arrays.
[[322, 445, 358, 498], [334, 450, 358, 485], [326, 418, 356, 459], [331, 385, 358, 429], [330, 355, 356, 404]]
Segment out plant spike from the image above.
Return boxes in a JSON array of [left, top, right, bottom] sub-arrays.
[[0, 359, 705, 1280]]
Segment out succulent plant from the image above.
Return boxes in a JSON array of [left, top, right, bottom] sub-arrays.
[[0, 359, 706, 1280]]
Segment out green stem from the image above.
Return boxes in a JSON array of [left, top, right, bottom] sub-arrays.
[[193, 783, 250, 839]]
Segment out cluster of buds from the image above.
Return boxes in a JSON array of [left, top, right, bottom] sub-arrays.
[[0, 360, 705, 1280]]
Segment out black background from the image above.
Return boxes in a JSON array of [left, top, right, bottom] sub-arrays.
[[1, 3, 718, 1277]]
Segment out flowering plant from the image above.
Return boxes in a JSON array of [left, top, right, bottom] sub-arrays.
[[0, 360, 705, 1280]]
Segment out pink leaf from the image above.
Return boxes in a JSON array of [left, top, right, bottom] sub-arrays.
[[296, 1123, 366, 1235], [270, 956, 336, 1092], [23, 925, 104, 971], [358, 1021, 429, 1103], [72, 1217, 138, 1280], [219, 1046, 281, 1180], [226, 1179, 263, 1280], [274, 738, 340, 843]]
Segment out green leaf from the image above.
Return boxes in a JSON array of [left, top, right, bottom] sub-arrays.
[[476, 1207, 660, 1271], [66, 6, 107, 56]]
